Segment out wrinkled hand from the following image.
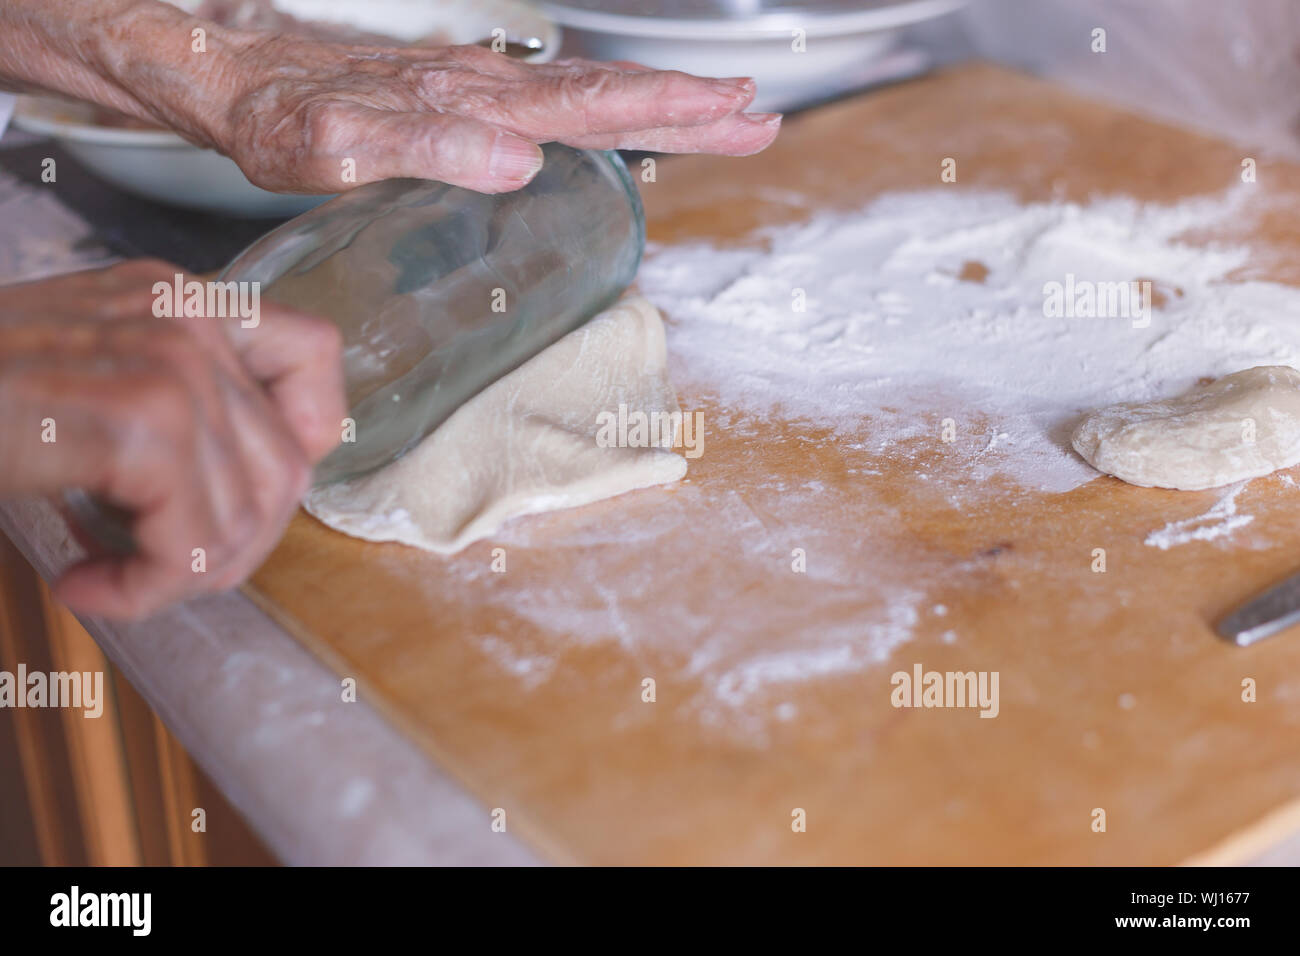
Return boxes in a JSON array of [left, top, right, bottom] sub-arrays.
[[209, 39, 781, 194], [2, 1, 781, 194], [0, 260, 345, 618]]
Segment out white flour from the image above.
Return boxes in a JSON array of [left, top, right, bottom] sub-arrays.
[[473, 187, 1300, 733], [638, 185, 1300, 495], [1144, 482, 1255, 550]]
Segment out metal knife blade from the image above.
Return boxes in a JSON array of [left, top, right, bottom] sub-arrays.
[[1216, 571, 1300, 646]]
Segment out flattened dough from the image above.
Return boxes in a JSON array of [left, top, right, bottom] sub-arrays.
[[1071, 365, 1300, 490], [305, 296, 687, 552]]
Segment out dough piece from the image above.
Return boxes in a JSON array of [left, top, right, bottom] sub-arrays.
[[1071, 366, 1300, 490], [305, 296, 688, 552]]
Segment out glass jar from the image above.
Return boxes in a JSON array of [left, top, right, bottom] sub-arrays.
[[222, 144, 644, 485]]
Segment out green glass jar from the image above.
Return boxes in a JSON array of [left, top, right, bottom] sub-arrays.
[[223, 144, 645, 485]]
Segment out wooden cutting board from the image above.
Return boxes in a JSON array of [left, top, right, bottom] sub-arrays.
[[248, 64, 1300, 864]]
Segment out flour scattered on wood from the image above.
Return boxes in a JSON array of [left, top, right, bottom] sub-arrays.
[[639, 186, 1300, 497], [1143, 482, 1255, 550], [469, 187, 1300, 730]]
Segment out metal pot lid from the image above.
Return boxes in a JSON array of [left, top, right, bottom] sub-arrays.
[[539, 0, 968, 40]]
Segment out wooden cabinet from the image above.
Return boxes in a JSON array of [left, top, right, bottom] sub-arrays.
[[0, 533, 276, 866]]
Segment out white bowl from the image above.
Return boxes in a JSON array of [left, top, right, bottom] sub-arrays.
[[12, 0, 560, 217], [542, 0, 967, 112]]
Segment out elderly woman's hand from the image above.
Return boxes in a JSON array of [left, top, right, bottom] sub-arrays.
[[0, 0, 780, 195], [0, 260, 346, 618], [211, 40, 779, 194]]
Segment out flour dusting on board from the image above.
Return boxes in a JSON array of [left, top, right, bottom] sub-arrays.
[[1144, 482, 1255, 550], [639, 185, 1300, 496], [462, 187, 1300, 737]]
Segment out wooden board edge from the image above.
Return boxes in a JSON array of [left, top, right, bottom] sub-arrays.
[[1180, 795, 1300, 866], [238, 582, 577, 865]]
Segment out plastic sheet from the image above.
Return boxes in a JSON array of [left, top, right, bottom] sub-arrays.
[[954, 0, 1300, 160], [0, 167, 110, 285]]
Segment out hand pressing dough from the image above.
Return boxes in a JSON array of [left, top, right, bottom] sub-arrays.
[[1071, 366, 1300, 490], [305, 296, 688, 552]]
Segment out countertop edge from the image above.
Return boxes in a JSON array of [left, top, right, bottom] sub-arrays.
[[1, 498, 542, 866]]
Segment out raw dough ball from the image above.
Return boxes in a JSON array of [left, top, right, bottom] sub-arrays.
[[305, 296, 688, 552], [1071, 365, 1300, 490]]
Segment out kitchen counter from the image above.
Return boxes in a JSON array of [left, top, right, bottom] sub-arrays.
[[0, 496, 538, 865]]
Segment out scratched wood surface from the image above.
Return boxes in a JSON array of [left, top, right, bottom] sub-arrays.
[[247, 65, 1300, 864]]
